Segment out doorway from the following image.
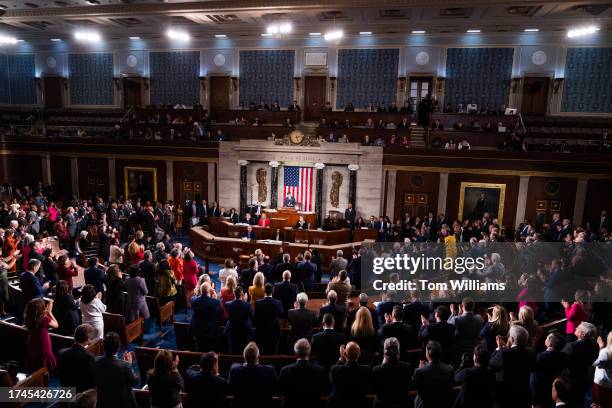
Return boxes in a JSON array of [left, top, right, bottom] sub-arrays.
[[209, 76, 230, 115], [304, 76, 327, 121], [521, 77, 550, 115], [408, 77, 433, 102], [123, 77, 142, 109], [43, 76, 63, 108]]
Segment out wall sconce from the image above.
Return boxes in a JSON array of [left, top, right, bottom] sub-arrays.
[[199, 76, 207, 92], [511, 77, 521, 93], [329, 76, 336, 91], [230, 76, 238, 92], [294, 77, 301, 92], [553, 78, 563, 94], [398, 77, 406, 93]]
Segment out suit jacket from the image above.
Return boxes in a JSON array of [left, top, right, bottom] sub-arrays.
[[319, 304, 347, 331], [253, 297, 283, 337], [273, 281, 298, 317], [241, 230, 256, 240], [287, 307, 318, 344], [378, 321, 419, 352], [413, 362, 454, 408], [311, 329, 346, 369], [19, 271, 44, 303], [92, 355, 137, 408], [489, 346, 536, 407], [279, 360, 330, 408], [228, 363, 278, 408], [329, 258, 348, 277], [284, 196, 296, 207], [561, 339, 599, 392], [418, 321, 455, 364], [454, 366, 495, 408], [371, 360, 414, 408], [189, 295, 223, 339], [296, 261, 317, 291], [272, 262, 296, 283], [58, 344, 96, 392], [258, 263, 274, 282], [208, 207, 221, 218], [238, 268, 257, 290], [344, 208, 355, 225], [184, 366, 229, 408], [452, 312, 483, 355], [294, 221, 309, 230], [532, 349, 568, 406], [84, 266, 106, 293], [329, 361, 371, 407]]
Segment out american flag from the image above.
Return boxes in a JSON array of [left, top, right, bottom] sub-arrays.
[[283, 166, 314, 211]]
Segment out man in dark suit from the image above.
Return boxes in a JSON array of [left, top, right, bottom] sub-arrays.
[[242, 212, 256, 225], [378, 305, 419, 355], [239, 258, 258, 291], [371, 337, 414, 408], [449, 298, 483, 364], [288, 100, 301, 112], [344, 203, 356, 229], [284, 192, 296, 207], [413, 341, 454, 408], [489, 325, 536, 408], [318, 291, 346, 331], [228, 342, 278, 408], [19, 259, 48, 304], [294, 215, 309, 230], [296, 251, 316, 291], [561, 321, 599, 406], [347, 293, 379, 331], [184, 352, 229, 408], [92, 332, 138, 408], [241, 225, 256, 240], [224, 287, 253, 354], [595, 210, 609, 233], [551, 378, 573, 407], [311, 314, 347, 370], [189, 282, 223, 351], [57, 324, 96, 393], [418, 305, 456, 365], [253, 283, 283, 354], [454, 345, 495, 408], [258, 255, 274, 282], [532, 332, 568, 408], [279, 339, 330, 408], [375, 292, 400, 329], [84, 257, 106, 294], [208, 201, 221, 218], [273, 270, 298, 317], [272, 253, 296, 283], [329, 342, 371, 408], [287, 292, 318, 345], [198, 199, 209, 225], [108, 202, 121, 230]]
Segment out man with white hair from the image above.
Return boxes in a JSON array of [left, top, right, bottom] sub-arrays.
[[371, 337, 414, 407], [288, 292, 317, 345], [318, 290, 346, 331], [561, 321, 599, 406], [273, 270, 298, 317], [278, 339, 329, 408], [228, 342, 278, 408], [329, 249, 347, 278], [489, 324, 535, 408]]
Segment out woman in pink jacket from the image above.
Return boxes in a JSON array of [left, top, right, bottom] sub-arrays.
[[562, 289, 589, 342]]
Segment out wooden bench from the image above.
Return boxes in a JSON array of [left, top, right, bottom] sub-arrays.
[[531, 317, 567, 351], [0, 320, 29, 366], [50, 333, 104, 357], [173, 321, 194, 351], [146, 296, 174, 333], [12, 367, 49, 408], [103, 312, 144, 348]]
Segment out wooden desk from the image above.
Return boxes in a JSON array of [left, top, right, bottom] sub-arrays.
[[214, 110, 300, 124], [284, 228, 351, 245], [430, 113, 518, 131], [225, 223, 279, 240], [353, 228, 379, 242], [263, 208, 317, 229]]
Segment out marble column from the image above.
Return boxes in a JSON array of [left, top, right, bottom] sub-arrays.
[[315, 163, 325, 227], [207, 162, 216, 202], [572, 178, 589, 227], [269, 161, 279, 209], [108, 158, 117, 198], [385, 170, 397, 218], [514, 176, 530, 230], [239, 160, 248, 217], [348, 164, 358, 209], [41, 154, 52, 186], [70, 156, 79, 197], [165, 160, 174, 202], [437, 172, 449, 216]]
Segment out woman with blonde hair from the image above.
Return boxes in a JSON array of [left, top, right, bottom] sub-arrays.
[[593, 331, 612, 407], [248, 272, 266, 306], [511, 305, 539, 339], [480, 305, 510, 352], [220, 275, 237, 318], [194, 274, 212, 296], [128, 237, 144, 265], [349, 306, 377, 364]]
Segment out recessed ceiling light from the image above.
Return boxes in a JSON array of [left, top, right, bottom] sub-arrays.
[[411, 30, 426, 34], [267, 22, 292, 35], [524, 28, 539, 32], [309, 32, 322, 36], [129, 36, 140, 40], [359, 31, 372, 35], [215, 34, 227, 38], [261, 33, 272, 37], [166, 29, 190, 42], [467, 29, 481, 33], [324, 30, 343, 41], [51, 38, 62, 42], [567, 25, 600, 38], [0, 35, 18, 45], [74, 30, 101, 43]]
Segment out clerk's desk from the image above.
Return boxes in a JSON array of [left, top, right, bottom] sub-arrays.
[[189, 226, 375, 273]]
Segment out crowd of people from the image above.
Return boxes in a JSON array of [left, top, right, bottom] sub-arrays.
[[0, 183, 611, 408]]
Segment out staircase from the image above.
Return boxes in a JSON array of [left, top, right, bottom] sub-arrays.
[[410, 125, 427, 148]]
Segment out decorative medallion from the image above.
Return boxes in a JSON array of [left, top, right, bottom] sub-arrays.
[[46, 56, 57, 69], [213, 53, 226, 67], [416, 51, 430, 66], [531, 50, 547, 66], [126, 54, 138, 68]]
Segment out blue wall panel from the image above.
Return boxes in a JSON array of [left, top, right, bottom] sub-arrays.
[[239, 50, 294, 106], [68, 53, 114, 105], [150, 51, 200, 105], [8, 54, 37, 105], [562, 47, 612, 113], [0, 54, 9, 104]]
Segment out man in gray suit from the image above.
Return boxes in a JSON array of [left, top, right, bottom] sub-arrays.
[[329, 250, 347, 279], [66, 206, 78, 242], [287, 292, 318, 346], [448, 297, 483, 365]]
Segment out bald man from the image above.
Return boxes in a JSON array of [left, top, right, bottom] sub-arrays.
[[329, 342, 371, 407]]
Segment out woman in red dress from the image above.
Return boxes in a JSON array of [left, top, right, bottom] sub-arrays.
[[182, 251, 198, 303], [57, 255, 79, 291], [24, 298, 58, 371]]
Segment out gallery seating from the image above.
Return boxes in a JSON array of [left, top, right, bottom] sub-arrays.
[[102, 313, 144, 348]]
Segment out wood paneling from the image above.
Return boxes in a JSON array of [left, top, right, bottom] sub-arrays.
[[173, 161, 208, 205], [304, 76, 326, 121], [77, 157, 108, 200], [393, 171, 440, 222], [584, 179, 612, 226], [43, 76, 63, 109], [525, 177, 577, 224], [209, 76, 230, 115], [115, 159, 166, 202], [0, 155, 42, 187], [446, 173, 520, 230], [521, 77, 550, 115], [50, 156, 72, 199]]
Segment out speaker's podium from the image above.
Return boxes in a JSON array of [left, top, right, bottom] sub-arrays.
[[263, 207, 317, 229]]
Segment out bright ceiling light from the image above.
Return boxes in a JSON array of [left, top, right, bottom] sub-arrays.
[[324, 30, 343, 41], [261, 33, 272, 37], [214, 34, 227, 38], [51, 38, 62, 42], [166, 29, 190, 42], [411, 30, 426, 34], [567, 25, 600, 38], [0, 35, 20, 45], [309, 32, 322, 36], [524, 28, 539, 32], [129, 36, 141, 40], [74, 30, 101, 43], [467, 29, 481, 33], [359, 31, 372, 35], [266, 22, 292, 36]]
